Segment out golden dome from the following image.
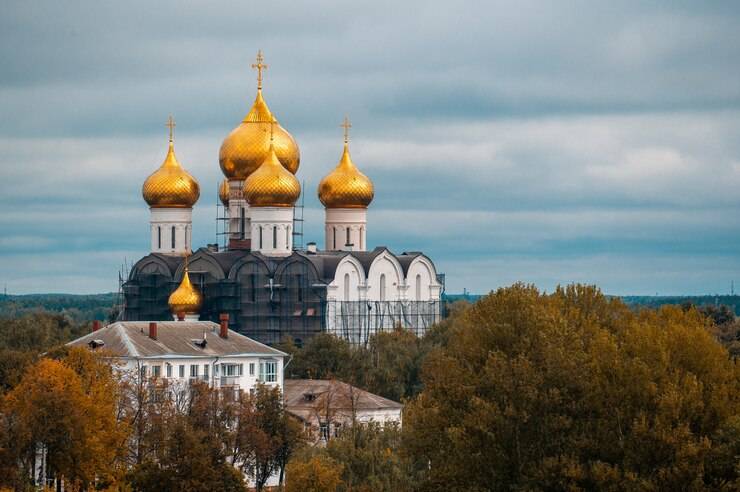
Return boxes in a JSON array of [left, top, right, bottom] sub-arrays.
[[142, 129, 200, 208], [219, 52, 300, 179], [219, 178, 230, 206], [168, 267, 203, 315], [244, 140, 301, 207], [318, 120, 374, 209]]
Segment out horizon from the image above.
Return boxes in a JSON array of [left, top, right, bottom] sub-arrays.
[[2, 2, 740, 295]]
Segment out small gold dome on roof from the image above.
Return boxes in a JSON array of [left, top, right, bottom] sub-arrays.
[[142, 117, 200, 208], [244, 133, 301, 208], [318, 118, 374, 209], [219, 178, 230, 206], [168, 267, 203, 315], [219, 51, 300, 179]]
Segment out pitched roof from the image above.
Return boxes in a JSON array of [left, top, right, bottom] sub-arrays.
[[284, 379, 403, 422], [67, 321, 286, 359]]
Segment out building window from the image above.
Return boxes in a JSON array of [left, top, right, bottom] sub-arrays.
[[320, 422, 329, 441], [171, 226, 175, 249], [333, 227, 336, 250], [179, 364, 185, 378], [344, 273, 350, 300], [240, 207, 245, 239], [166, 364, 172, 378], [152, 365, 161, 378], [416, 274, 422, 300], [259, 359, 277, 383], [222, 363, 242, 377], [140, 365, 147, 378], [203, 364, 209, 380], [157, 226, 161, 249], [249, 362, 255, 376], [190, 365, 199, 378], [379, 273, 386, 301], [286, 226, 290, 250], [346, 227, 350, 246], [360, 226, 364, 250], [259, 226, 263, 249], [272, 226, 277, 249]]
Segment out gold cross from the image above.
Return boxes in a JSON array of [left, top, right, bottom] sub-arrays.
[[252, 49, 268, 90], [340, 116, 351, 144], [166, 115, 176, 142]]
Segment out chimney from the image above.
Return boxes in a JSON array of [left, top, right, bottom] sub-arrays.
[[149, 322, 157, 340], [219, 313, 229, 339], [92, 320, 101, 332], [306, 242, 317, 254], [177, 311, 185, 321]]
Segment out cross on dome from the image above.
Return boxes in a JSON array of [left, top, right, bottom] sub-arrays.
[[340, 116, 351, 144], [166, 115, 176, 142], [252, 50, 268, 90]]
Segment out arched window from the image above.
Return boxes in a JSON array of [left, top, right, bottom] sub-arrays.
[[379, 273, 386, 301], [272, 226, 277, 249], [157, 226, 161, 249], [259, 226, 263, 249], [360, 227, 364, 250], [240, 207, 245, 239], [333, 227, 337, 250], [286, 226, 290, 250], [171, 226, 175, 249], [344, 273, 350, 300], [416, 274, 422, 300], [346, 227, 351, 247]]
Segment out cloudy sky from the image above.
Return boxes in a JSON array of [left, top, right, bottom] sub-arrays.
[[2, 1, 740, 295]]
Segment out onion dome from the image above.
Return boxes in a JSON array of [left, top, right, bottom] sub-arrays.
[[142, 117, 200, 208], [318, 118, 374, 209], [219, 178, 230, 206], [244, 135, 301, 207], [219, 51, 300, 180], [168, 267, 203, 315]]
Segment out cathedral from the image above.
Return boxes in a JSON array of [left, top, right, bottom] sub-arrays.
[[122, 51, 443, 346]]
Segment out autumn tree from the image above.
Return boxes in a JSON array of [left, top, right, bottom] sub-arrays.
[[403, 284, 740, 491], [286, 455, 344, 492], [0, 348, 127, 490]]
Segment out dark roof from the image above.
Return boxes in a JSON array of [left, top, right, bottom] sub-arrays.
[[284, 379, 402, 422], [67, 321, 287, 358]]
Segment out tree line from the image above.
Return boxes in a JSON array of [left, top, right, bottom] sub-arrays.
[[0, 284, 739, 490]]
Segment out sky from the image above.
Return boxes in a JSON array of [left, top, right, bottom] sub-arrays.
[[2, 1, 740, 296]]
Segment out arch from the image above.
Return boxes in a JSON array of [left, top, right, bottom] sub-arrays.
[[379, 273, 386, 301], [227, 253, 273, 280], [179, 250, 228, 280], [415, 274, 421, 300], [330, 254, 365, 302], [129, 254, 179, 280], [406, 255, 441, 301]]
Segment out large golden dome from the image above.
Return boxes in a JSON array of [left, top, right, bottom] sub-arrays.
[[318, 123, 374, 209], [168, 267, 203, 315], [142, 134, 200, 208], [244, 141, 301, 207], [219, 178, 230, 206], [219, 52, 300, 179]]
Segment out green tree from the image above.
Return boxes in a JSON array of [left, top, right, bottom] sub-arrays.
[[403, 284, 740, 491]]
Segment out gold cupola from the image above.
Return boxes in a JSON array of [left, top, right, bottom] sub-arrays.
[[318, 117, 374, 209], [219, 51, 300, 180], [218, 178, 230, 207], [142, 116, 200, 208], [243, 122, 301, 207], [168, 262, 203, 316]]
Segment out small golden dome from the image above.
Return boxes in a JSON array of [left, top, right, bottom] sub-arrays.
[[244, 140, 301, 207], [318, 121, 374, 209], [219, 52, 300, 179], [142, 130, 200, 208], [219, 178, 230, 206], [168, 268, 203, 315]]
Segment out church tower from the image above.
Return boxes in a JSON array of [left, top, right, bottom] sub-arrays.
[[318, 117, 374, 251], [142, 116, 200, 255], [218, 50, 300, 248], [243, 122, 301, 256]]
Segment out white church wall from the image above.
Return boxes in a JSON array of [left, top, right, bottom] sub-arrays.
[[406, 256, 442, 301], [324, 208, 367, 252], [250, 207, 294, 256], [366, 251, 404, 302], [149, 207, 192, 255]]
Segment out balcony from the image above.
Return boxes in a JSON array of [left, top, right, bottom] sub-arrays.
[[220, 376, 240, 388]]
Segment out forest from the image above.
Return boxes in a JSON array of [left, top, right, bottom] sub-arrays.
[[0, 284, 739, 491]]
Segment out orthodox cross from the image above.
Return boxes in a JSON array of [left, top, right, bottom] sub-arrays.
[[252, 50, 268, 90], [340, 116, 351, 144], [166, 115, 176, 142]]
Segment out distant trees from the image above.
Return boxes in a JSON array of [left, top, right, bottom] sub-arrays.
[[402, 284, 740, 491]]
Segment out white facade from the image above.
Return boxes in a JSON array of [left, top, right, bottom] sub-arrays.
[[150, 207, 192, 255], [324, 208, 367, 252], [250, 207, 293, 256]]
